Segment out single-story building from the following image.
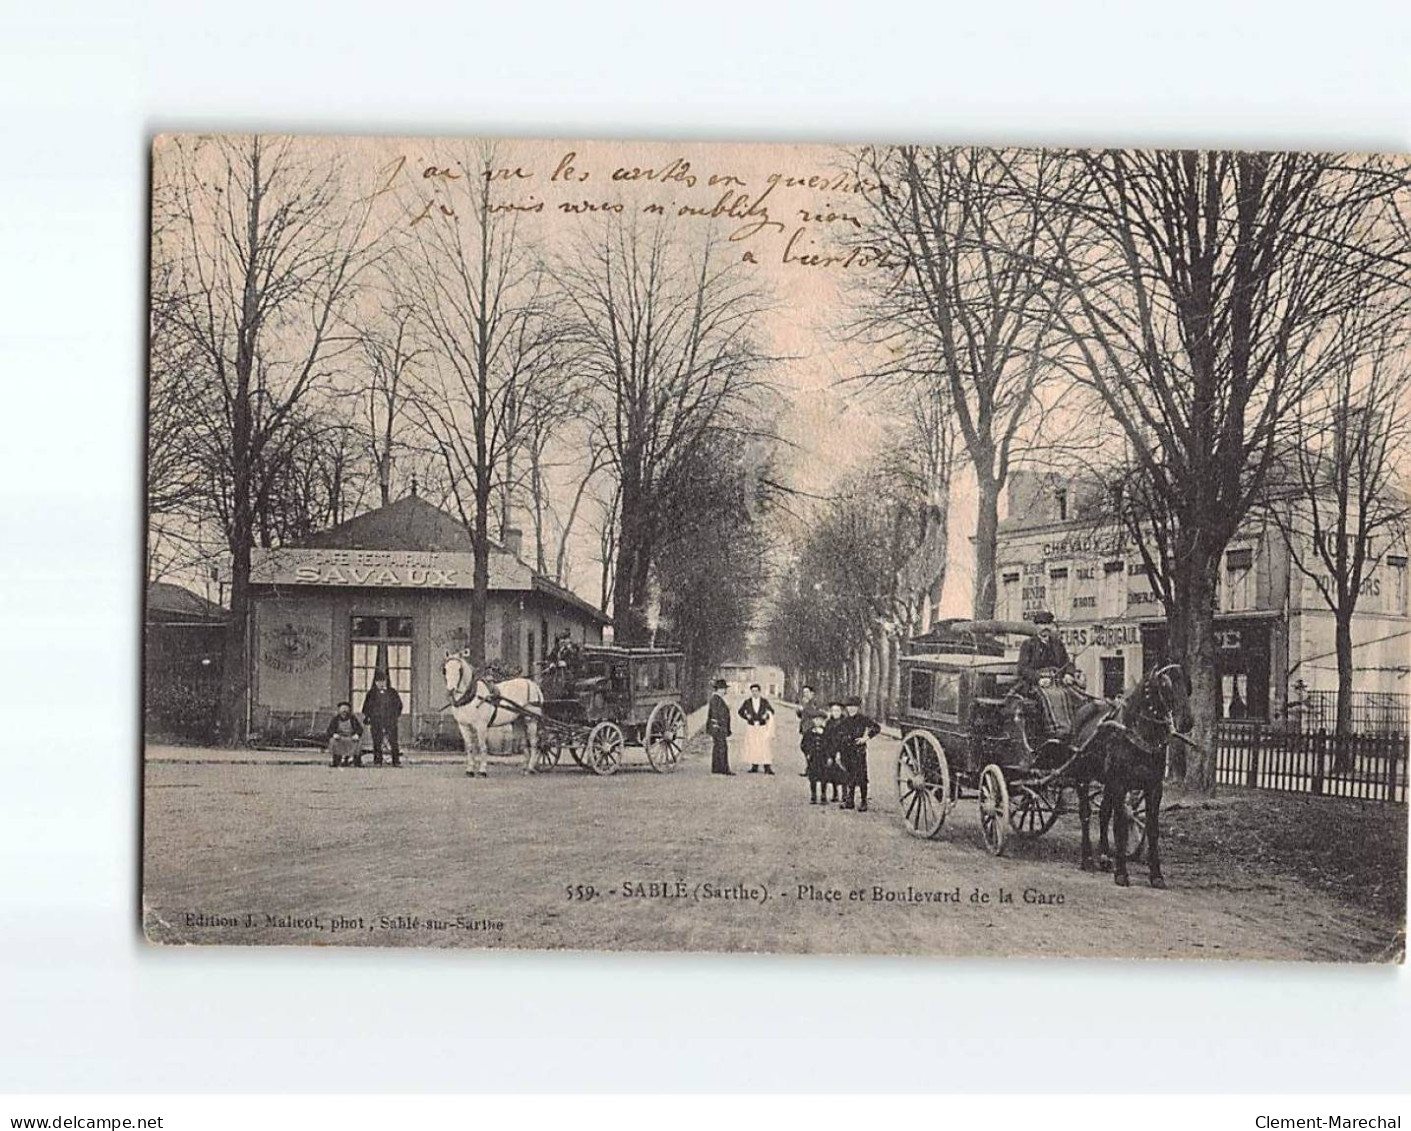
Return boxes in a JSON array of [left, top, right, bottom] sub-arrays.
[[247, 495, 609, 746], [145, 581, 227, 742]]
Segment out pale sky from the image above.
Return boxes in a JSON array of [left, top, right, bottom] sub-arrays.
[[155, 133, 984, 615]]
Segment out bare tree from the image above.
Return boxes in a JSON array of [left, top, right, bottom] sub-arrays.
[[555, 217, 773, 643], [848, 146, 1075, 618], [1267, 312, 1411, 746], [1038, 150, 1411, 791], [153, 135, 379, 742], [396, 144, 562, 663], [353, 298, 424, 506]]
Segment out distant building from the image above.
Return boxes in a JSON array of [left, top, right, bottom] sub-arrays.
[[717, 661, 785, 702], [246, 495, 609, 744], [994, 471, 1410, 720]]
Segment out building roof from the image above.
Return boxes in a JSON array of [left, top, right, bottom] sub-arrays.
[[255, 495, 610, 625], [293, 495, 505, 554], [146, 581, 228, 624], [532, 575, 612, 625]]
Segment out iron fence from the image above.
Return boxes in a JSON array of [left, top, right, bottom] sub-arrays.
[[1216, 723, 1407, 803], [1290, 690, 1409, 736]]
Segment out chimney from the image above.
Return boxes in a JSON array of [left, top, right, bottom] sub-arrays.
[[503, 527, 524, 560]]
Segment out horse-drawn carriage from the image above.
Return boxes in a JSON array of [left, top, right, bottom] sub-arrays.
[[893, 620, 1182, 874], [533, 644, 690, 775]]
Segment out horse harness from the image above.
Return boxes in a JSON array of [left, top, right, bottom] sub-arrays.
[[448, 667, 505, 726]]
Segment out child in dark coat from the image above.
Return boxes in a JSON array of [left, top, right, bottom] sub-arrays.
[[801, 709, 830, 804], [837, 696, 881, 812], [819, 700, 846, 804]]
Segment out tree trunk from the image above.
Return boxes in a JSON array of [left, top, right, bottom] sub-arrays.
[[219, 536, 251, 745], [470, 463, 490, 665], [1178, 564, 1220, 794], [859, 641, 872, 713], [887, 633, 902, 724], [1334, 610, 1355, 767], [973, 474, 1000, 619]]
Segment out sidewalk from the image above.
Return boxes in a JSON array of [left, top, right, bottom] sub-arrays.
[[144, 743, 472, 766], [148, 702, 714, 767]]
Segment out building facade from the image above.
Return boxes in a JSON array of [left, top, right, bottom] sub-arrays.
[[994, 472, 1410, 720], [247, 496, 608, 743]]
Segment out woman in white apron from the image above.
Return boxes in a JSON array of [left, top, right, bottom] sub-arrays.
[[737, 683, 776, 774]]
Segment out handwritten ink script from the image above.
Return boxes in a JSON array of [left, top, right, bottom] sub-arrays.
[[368, 146, 907, 272]]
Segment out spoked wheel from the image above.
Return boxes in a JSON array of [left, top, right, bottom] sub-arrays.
[[584, 721, 625, 776], [895, 730, 951, 840], [978, 764, 1010, 857], [1086, 783, 1150, 862], [533, 738, 563, 772], [645, 701, 687, 774], [1008, 782, 1060, 839], [1119, 789, 1150, 863]]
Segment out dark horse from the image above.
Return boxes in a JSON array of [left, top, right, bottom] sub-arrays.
[[1072, 662, 1194, 888]]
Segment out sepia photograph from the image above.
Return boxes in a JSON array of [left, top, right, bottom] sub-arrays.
[[141, 133, 1409, 962]]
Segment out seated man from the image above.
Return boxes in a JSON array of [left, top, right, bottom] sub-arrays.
[[325, 700, 365, 768], [1012, 611, 1082, 751]]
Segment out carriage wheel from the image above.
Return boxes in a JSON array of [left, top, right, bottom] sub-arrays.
[[585, 721, 624, 776], [534, 735, 564, 772], [978, 764, 1010, 857], [1008, 783, 1060, 839], [645, 702, 687, 774], [895, 730, 951, 840], [1120, 789, 1150, 863], [1084, 783, 1150, 862]]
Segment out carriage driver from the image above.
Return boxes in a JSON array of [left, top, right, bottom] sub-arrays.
[[1013, 611, 1081, 750]]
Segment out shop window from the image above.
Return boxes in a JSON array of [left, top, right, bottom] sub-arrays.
[[1101, 560, 1125, 617], [1225, 547, 1254, 612], [351, 615, 412, 716], [1049, 567, 1070, 619], [1101, 655, 1126, 699], [999, 572, 1021, 620], [1389, 555, 1407, 615]]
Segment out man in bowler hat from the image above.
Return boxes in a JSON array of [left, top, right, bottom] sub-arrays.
[[361, 671, 404, 767], [706, 677, 733, 775]]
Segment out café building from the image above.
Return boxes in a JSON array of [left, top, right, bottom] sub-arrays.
[[247, 495, 609, 744], [993, 472, 1410, 720]]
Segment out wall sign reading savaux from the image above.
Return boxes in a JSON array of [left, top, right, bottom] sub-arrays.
[[251, 549, 521, 589]]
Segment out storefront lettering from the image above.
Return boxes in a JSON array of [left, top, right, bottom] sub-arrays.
[[1042, 533, 1127, 559], [1058, 623, 1141, 651]]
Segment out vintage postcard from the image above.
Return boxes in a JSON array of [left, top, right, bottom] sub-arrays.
[[143, 134, 1409, 960]]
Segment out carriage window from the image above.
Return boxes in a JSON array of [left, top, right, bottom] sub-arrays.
[[663, 660, 678, 690], [909, 670, 933, 711], [635, 663, 654, 691], [934, 672, 960, 716], [351, 616, 412, 717]]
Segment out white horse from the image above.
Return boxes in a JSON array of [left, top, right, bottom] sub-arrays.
[[442, 651, 544, 777]]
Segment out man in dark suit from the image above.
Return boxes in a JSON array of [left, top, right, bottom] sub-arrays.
[[706, 677, 733, 775], [360, 672, 404, 767]]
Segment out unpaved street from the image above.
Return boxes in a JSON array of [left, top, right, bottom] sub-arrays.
[[143, 722, 1401, 960]]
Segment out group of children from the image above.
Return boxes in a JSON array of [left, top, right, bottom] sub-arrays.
[[796, 687, 881, 812]]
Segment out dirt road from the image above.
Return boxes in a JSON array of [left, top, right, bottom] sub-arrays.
[[142, 721, 1401, 960]]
